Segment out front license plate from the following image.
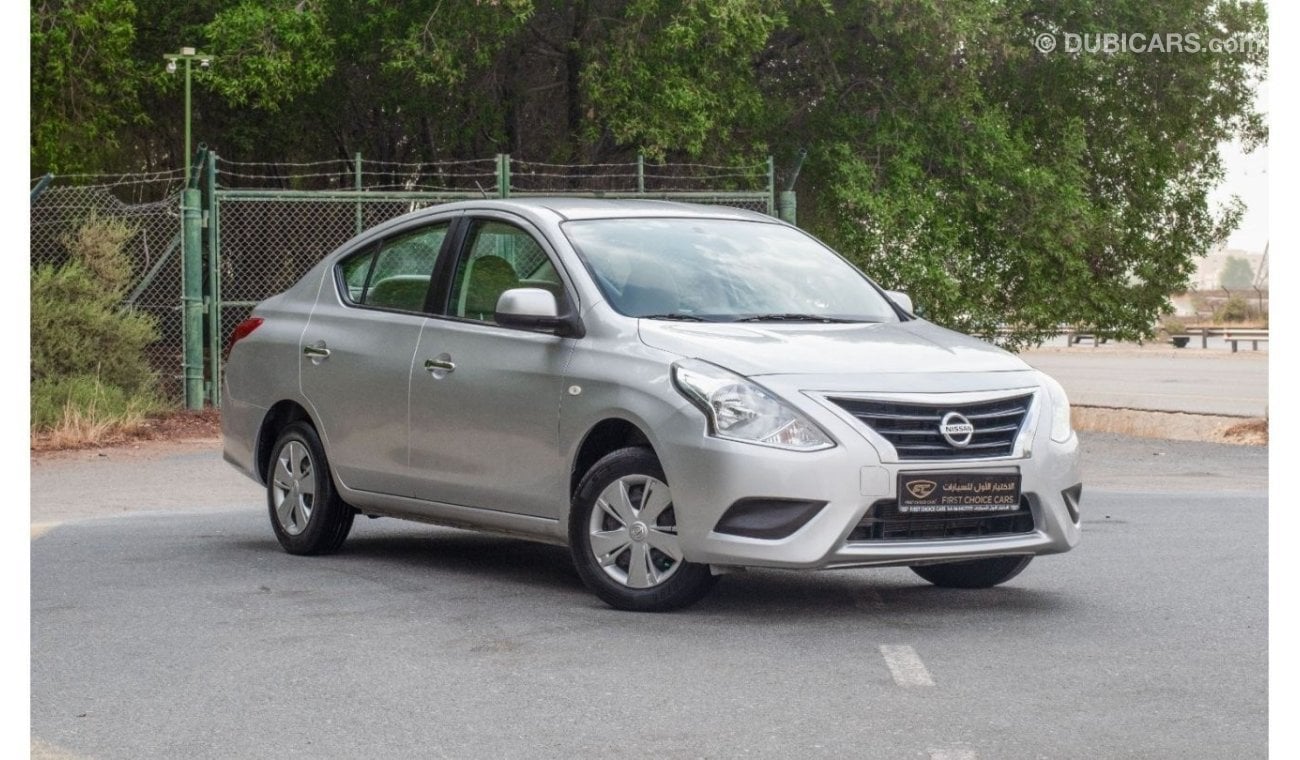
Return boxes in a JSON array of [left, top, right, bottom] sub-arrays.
[[897, 472, 1022, 513]]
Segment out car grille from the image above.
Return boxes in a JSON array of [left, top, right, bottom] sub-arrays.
[[828, 393, 1033, 460], [847, 498, 1035, 542]]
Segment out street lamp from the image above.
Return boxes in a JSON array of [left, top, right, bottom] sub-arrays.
[[163, 46, 212, 181], [164, 46, 212, 411]]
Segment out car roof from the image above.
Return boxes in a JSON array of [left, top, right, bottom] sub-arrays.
[[434, 197, 778, 223]]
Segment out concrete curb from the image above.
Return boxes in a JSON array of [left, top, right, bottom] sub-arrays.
[[1073, 405, 1267, 446]]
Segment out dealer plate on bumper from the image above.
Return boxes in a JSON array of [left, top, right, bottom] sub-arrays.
[[898, 472, 1021, 513]]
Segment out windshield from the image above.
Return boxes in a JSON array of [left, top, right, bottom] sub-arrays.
[[562, 218, 900, 323]]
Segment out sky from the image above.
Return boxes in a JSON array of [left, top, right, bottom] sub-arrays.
[[1211, 77, 1270, 253]]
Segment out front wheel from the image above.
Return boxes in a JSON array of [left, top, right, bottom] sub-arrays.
[[267, 422, 355, 555], [910, 556, 1033, 588], [569, 447, 717, 611]]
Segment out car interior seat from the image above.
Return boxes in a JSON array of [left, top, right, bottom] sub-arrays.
[[460, 255, 521, 321], [366, 275, 431, 312]]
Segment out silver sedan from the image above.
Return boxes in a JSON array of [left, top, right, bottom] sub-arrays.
[[222, 199, 1081, 611]]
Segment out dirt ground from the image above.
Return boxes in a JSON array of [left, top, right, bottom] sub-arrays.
[[29, 408, 222, 453]]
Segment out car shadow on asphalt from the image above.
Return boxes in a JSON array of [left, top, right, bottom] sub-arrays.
[[702, 569, 1076, 621], [233, 525, 1075, 621]]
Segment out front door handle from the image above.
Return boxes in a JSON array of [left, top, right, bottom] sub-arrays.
[[424, 358, 456, 373]]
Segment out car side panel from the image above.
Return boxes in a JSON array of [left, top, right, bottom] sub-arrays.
[[556, 302, 691, 520], [221, 289, 318, 483], [407, 309, 577, 518], [298, 296, 425, 496]]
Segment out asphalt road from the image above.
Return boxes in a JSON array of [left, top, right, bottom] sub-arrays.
[[1021, 348, 1268, 417], [30, 434, 1267, 759]]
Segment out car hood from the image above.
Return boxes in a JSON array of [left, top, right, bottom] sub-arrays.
[[637, 319, 1030, 377]]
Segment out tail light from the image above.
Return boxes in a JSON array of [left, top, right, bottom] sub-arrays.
[[226, 317, 264, 358]]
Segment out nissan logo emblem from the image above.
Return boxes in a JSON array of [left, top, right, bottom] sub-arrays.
[[939, 411, 975, 447]]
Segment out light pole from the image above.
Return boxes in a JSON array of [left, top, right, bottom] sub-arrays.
[[165, 46, 211, 409], [163, 46, 211, 181]]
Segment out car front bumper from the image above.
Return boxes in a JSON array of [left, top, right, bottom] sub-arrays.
[[653, 375, 1082, 571]]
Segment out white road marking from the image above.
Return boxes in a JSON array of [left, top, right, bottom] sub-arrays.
[[31, 736, 83, 759], [31, 522, 61, 540], [880, 644, 934, 687], [928, 745, 977, 760]]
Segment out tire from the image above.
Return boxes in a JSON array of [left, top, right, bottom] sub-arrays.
[[569, 447, 717, 611], [266, 421, 355, 555], [910, 555, 1033, 589]]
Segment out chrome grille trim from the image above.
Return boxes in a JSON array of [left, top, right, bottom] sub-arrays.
[[827, 392, 1036, 461]]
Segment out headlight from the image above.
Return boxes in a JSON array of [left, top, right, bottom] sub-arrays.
[[672, 359, 834, 451], [1038, 371, 1074, 443]]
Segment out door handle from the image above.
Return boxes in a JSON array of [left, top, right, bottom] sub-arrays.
[[424, 358, 456, 373], [303, 343, 331, 359]]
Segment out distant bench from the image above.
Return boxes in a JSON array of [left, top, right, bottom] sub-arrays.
[[1183, 325, 1269, 352], [1058, 326, 1108, 346]]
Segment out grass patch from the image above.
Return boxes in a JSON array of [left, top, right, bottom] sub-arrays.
[[31, 375, 169, 449]]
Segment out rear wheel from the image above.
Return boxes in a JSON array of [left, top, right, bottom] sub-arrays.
[[569, 447, 716, 611], [910, 556, 1032, 588], [267, 422, 354, 555]]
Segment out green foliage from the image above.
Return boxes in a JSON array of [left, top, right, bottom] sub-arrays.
[[584, 0, 784, 158], [1159, 316, 1187, 335], [31, 216, 158, 393], [383, 0, 534, 88], [783, 0, 1266, 348], [201, 1, 335, 110], [31, 374, 164, 433], [1214, 294, 1249, 323], [1219, 256, 1255, 289], [31, 0, 142, 171]]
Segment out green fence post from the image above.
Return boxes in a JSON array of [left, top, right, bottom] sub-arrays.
[[778, 191, 797, 225], [30, 173, 54, 204], [497, 154, 511, 198], [778, 148, 807, 226], [354, 152, 363, 234], [637, 154, 645, 193], [181, 186, 204, 409], [205, 149, 222, 407], [766, 156, 776, 216]]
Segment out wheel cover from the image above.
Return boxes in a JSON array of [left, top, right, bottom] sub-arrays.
[[271, 440, 315, 536], [588, 474, 683, 589]]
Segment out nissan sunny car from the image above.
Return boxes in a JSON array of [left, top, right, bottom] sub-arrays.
[[223, 198, 1081, 611]]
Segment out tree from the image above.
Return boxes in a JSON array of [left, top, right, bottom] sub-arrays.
[[31, 0, 143, 172], [1219, 256, 1254, 289], [30, 0, 1268, 348], [768, 0, 1266, 348]]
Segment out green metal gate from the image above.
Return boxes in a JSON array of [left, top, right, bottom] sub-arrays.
[[196, 152, 787, 408]]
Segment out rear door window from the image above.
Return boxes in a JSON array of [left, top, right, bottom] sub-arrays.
[[336, 222, 449, 313]]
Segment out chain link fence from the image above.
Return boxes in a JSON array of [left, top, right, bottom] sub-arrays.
[[32, 155, 783, 407], [209, 154, 779, 406], [214, 193, 473, 367], [30, 172, 188, 397]]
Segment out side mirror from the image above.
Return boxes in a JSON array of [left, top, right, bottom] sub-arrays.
[[885, 290, 914, 314], [495, 288, 583, 337]]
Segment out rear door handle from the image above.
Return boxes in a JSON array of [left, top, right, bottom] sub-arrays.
[[424, 358, 455, 373], [303, 343, 331, 360]]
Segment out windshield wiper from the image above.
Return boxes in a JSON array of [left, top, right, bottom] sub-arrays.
[[733, 313, 861, 323], [639, 313, 707, 322]]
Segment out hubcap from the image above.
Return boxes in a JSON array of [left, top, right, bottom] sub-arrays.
[[271, 440, 315, 536], [588, 474, 683, 589]]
